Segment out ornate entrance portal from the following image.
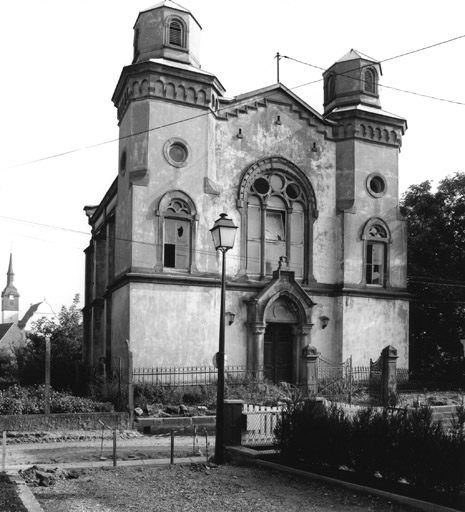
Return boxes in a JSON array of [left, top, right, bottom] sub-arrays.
[[264, 323, 293, 383], [245, 257, 315, 385]]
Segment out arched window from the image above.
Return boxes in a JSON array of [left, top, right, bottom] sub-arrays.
[[324, 74, 336, 103], [133, 28, 140, 62], [155, 191, 197, 272], [363, 67, 376, 94], [238, 157, 317, 282], [166, 17, 186, 48], [361, 218, 391, 287]]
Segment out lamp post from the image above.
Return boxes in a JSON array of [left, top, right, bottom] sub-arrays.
[[210, 213, 237, 464]]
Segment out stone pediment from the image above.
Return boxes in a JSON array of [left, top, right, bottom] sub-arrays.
[[218, 83, 334, 131], [245, 257, 316, 326]]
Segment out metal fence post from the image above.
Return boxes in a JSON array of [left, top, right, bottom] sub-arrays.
[[44, 335, 51, 416], [126, 340, 134, 429]]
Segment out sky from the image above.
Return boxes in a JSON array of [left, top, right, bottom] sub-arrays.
[[0, 0, 463, 318]]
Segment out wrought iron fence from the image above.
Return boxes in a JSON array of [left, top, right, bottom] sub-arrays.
[[132, 365, 262, 387], [317, 356, 382, 404]]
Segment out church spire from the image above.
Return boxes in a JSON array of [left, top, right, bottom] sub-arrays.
[[7, 252, 14, 287], [2, 252, 20, 324]]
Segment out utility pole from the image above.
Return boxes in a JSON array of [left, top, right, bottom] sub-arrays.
[[275, 52, 281, 83]]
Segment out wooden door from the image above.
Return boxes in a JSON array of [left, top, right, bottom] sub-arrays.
[[264, 323, 293, 384]]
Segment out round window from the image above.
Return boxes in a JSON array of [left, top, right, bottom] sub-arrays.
[[169, 143, 187, 163], [164, 138, 190, 167], [286, 183, 300, 200], [367, 173, 387, 198], [253, 177, 270, 195]]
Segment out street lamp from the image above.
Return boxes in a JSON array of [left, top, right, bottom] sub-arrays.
[[210, 213, 237, 464]]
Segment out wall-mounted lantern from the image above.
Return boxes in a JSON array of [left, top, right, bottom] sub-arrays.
[[319, 315, 329, 329]]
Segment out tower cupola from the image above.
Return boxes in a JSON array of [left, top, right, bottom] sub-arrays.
[[133, 1, 202, 68], [323, 49, 382, 116]]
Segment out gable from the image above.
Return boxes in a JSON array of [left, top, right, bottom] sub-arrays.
[[218, 83, 334, 132]]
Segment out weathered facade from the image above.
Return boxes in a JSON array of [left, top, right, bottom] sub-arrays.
[[83, 1, 409, 381]]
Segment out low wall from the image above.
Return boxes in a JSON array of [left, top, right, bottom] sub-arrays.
[[332, 403, 459, 428], [135, 416, 216, 434], [0, 412, 129, 431]]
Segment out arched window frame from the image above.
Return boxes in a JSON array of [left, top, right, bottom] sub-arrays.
[[363, 67, 378, 95], [133, 28, 140, 63], [324, 74, 336, 104], [165, 16, 187, 49], [155, 191, 198, 273], [237, 156, 318, 283], [361, 217, 391, 287]]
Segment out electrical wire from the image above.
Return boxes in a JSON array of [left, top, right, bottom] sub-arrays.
[[2, 34, 465, 172]]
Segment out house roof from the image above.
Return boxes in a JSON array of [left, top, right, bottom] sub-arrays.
[[18, 301, 56, 331], [136, 1, 201, 29], [0, 323, 13, 341], [337, 49, 379, 64]]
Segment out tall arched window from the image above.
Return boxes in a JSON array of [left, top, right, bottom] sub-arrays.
[[238, 157, 317, 283], [155, 191, 197, 272], [363, 67, 376, 94], [361, 218, 391, 287]]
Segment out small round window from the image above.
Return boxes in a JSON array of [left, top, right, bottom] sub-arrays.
[[367, 173, 386, 198], [169, 144, 187, 163], [164, 138, 190, 168]]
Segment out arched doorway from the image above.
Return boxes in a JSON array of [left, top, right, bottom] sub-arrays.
[[245, 257, 316, 385], [264, 323, 293, 383]]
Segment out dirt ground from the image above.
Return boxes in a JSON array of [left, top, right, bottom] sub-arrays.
[[5, 432, 209, 466], [30, 463, 421, 512]]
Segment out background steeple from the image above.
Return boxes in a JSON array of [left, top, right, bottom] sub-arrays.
[[2, 252, 20, 323]]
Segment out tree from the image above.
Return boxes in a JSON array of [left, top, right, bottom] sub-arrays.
[[15, 295, 83, 391], [400, 172, 465, 384]]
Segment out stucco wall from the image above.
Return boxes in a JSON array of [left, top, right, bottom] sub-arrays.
[[341, 296, 409, 367]]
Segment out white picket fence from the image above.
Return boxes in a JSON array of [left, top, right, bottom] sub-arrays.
[[241, 404, 282, 446]]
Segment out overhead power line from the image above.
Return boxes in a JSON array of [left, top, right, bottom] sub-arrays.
[[2, 33, 465, 172]]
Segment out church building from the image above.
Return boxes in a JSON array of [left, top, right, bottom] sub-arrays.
[[83, 1, 409, 383]]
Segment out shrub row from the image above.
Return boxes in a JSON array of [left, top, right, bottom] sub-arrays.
[[0, 385, 114, 415], [275, 400, 465, 496]]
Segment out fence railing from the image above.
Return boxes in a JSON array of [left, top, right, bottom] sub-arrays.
[[132, 365, 262, 387], [241, 404, 282, 446]]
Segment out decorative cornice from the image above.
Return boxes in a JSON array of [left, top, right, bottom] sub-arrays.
[[327, 108, 407, 149], [103, 268, 411, 303], [112, 61, 225, 122]]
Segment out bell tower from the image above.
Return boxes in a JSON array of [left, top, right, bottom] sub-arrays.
[[1, 252, 19, 323], [132, 1, 202, 67]]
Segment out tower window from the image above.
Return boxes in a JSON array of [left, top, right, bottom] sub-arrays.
[[362, 220, 390, 287], [324, 74, 336, 103], [164, 138, 190, 167], [367, 172, 387, 198], [169, 20, 183, 47], [366, 242, 385, 285], [364, 68, 376, 94], [157, 194, 197, 272]]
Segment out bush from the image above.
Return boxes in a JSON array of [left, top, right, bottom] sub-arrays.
[[132, 376, 291, 412], [275, 399, 465, 497], [0, 385, 113, 415]]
